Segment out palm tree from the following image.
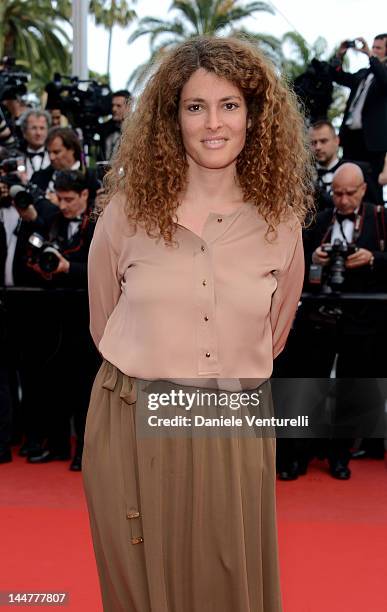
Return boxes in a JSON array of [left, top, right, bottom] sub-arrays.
[[0, 0, 70, 84], [127, 0, 280, 90], [90, 0, 136, 83]]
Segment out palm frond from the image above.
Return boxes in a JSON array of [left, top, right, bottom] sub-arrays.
[[170, 1, 200, 32]]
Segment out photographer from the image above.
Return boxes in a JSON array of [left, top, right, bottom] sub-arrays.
[[0, 147, 57, 287], [275, 163, 386, 481], [307, 163, 387, 291], [31, 127, 83, 198], [25, 169, 99, 470], [31, 127, 100, 206], [100, 89, 131, 160], [330, 34, 387, 202], [28, 169, 96, 287]]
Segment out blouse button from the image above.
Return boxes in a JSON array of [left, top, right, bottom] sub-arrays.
[[127, 511, 140, 519], [217, 218, 223, 223], [202, 280, 207, 286], [205, 352, 211, 358], [201, 245, 205, 252], [204, 316, 209, 321]]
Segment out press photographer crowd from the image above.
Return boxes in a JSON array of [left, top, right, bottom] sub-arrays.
[[0, 33, 386, 477]]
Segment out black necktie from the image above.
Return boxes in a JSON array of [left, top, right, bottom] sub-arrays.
[[26, 151, 45, 159], [317, 167, 331, 178], [63, 217, 82, 224], [336, 212, 356, 223]]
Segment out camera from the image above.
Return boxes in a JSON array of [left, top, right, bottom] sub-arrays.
[[0, 56, 29, 101], [309, 238, 358, 291], [343, 39, 363, 50], [28, 233, 62, 273], [0, 156, 26, 207], [45, 74, 112, 146], [0, 157, 25, 174], [9, 183, 46, 210]]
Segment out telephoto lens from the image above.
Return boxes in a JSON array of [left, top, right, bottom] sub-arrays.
[[38, 243, 61, 273]]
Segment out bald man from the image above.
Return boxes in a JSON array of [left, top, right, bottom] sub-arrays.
[[275, 163, 386, 480], [310, 163, 384, 276]]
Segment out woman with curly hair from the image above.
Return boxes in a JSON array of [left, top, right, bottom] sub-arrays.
[[83, 36, 313, 611]]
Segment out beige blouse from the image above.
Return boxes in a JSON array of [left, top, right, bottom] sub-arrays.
[[88, 194, 304, 380]]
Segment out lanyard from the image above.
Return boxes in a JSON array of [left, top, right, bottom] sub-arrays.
[[320, 206, 364, 246]]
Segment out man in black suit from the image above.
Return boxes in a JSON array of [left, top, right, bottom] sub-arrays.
[[275, 163, 386, 480], [19, 110, 51, 179], [21, 170, 99, 470], [31, 127, 83, 196], [0, 146, 59, 462], [31, 127, 99, 206], [99, 89, 132, 160], [330, 34, 387, 201]]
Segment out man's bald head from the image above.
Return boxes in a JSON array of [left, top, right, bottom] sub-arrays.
[[332, 162, 364, 186], [331, 163, 366, 214]]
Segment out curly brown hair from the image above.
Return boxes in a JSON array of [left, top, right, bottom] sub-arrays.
[[103, 36, 314, 242]]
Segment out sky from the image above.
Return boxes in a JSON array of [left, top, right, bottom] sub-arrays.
[[87, 0, 387, 91]]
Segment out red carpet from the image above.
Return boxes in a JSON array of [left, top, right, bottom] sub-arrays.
[[0, 452, 386, 611]]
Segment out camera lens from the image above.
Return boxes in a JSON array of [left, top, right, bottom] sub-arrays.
[[39, 247, 61, 273]]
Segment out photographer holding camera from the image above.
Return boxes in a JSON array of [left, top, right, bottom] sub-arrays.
[[0, 146, 57, 287], [275, 163, 386, 480], [308, 163, 386, 289], [330, 34, 387, 202], [28, 169, 95, 287], [24, 169, 98, 470]]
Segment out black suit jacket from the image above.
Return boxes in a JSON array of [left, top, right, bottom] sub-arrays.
[[303, 201, 387, 293], [30, 165, 54, 192], [329, 56, 387, 151], [38, 211, 96, 288], [0, 198, 58, 287]]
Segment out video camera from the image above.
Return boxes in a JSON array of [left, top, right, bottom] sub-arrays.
[[0, 56, 29, 102], [45, 73, 112, 144], [28, 233, 62, 273], [309, 238, 358, 291]]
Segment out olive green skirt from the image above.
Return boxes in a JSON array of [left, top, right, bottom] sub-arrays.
[[82, 360, 283, 612]]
